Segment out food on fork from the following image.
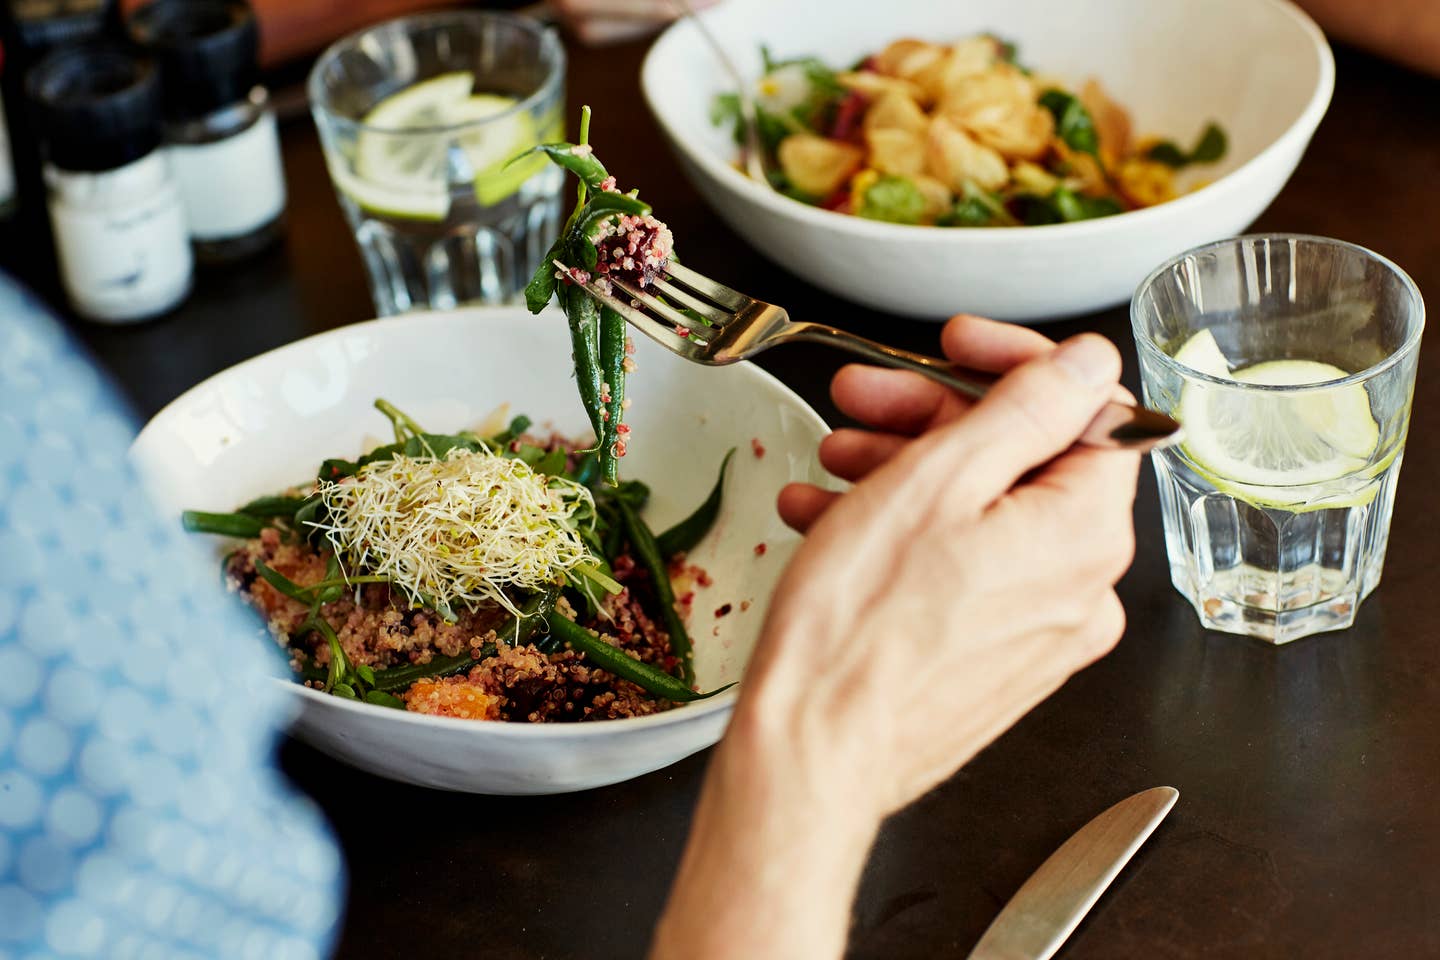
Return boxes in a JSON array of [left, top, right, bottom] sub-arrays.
[[521, 107, 675, 486], [181, 398, 735, 720], [712, 37, 1228, 225]]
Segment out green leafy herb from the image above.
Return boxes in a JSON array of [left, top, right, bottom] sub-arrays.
[[855, 175, 926, 225], [1014, 186, 1123, 225], [1146, 123, 1227, 168], [1039, 89, 1100, 158]]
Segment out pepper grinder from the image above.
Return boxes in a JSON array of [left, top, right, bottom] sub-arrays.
[[128, 0, 285, 262]]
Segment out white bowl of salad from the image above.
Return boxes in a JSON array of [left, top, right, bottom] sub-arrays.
[[642, 0, 1333, 321], [132, 306, 831, 794]]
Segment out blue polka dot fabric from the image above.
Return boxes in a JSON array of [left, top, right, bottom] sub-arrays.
[[0, 277, 343, 959]]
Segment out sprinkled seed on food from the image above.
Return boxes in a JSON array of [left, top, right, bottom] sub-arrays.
[[740, 600, 751, 612], [675, 325, 690, 337], [622, 358, 637, 373], [715, 603, 732, 618], [751, 437, 766, 459], [753, 543, 767, 556]]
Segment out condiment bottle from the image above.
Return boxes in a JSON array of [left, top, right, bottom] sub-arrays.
[[0, 42, 16, 217], [27, 43, 192, 323], [128, 0, 284, 262]]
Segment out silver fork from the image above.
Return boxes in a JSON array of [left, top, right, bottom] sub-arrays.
[[573, 261, 1182, 452], [669, 0, 770, 187]]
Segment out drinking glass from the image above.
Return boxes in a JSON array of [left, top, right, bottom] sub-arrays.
[[309, 12, 566, 315], [1133, 235, 1424, 643]]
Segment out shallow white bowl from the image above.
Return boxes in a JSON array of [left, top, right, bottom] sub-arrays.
[[643, 0, 1333, 322], [131, 307, 829, 794]]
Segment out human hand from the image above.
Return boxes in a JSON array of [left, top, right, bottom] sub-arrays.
[[551, 0, 721, 46], [650, 316, 1139, 960], [748, 314, 1141, 818]]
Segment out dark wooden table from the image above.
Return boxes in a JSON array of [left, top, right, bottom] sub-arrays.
[[15, 34, 1438, 960]]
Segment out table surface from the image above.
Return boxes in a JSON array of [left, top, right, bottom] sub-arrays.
[[14, 31, 1439, 960]]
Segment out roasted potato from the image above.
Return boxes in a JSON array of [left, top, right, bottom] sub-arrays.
[[925, 115, 1009, 192], [778, 134, 866, 197]]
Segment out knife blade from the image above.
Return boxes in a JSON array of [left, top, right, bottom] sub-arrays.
[[965, 786, 1178, 960]]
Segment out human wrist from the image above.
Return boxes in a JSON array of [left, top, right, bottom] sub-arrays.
[[650, 705, 882, 960]]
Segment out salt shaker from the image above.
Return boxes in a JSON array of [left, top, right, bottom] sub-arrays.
[[27, 43, 192, 323], [128, 0, 285, 261]]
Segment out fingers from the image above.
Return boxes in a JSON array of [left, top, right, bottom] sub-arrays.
[[830, 365, 969, 436], [928, 333, 1123, 506], [830, 315, 1057, 437], [939, 313, 1056, 370], [818, 430, 909, 482], [777, 483, 839, 533]]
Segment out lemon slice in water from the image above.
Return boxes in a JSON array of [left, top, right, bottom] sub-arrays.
[[1173, 329, 1381, 509], [339, 73, 544, 220]]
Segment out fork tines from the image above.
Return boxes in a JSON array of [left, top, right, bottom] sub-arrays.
[[574, 259, 748, 357]]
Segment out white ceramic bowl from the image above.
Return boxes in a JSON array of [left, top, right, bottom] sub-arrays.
[[643, 0, 1333, 322], [131, 307, 830, 794]]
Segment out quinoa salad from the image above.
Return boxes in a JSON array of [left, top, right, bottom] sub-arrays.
[[183, 399, 734, 722]]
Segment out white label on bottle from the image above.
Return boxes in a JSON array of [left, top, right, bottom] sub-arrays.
[[46, 154, 194, 323], [168, 109, 286, 241], [0, 97, 15, 207]]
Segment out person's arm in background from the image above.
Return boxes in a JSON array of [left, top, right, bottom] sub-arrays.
[[118, 0, 471, 68], [651, 317, 1140, 958], [1296, 0, 1440, 76]]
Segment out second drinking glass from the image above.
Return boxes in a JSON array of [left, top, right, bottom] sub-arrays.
[[309, 12, 566, 315]]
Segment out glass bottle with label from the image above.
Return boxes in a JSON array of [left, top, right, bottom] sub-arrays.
[[128, 0, 285, 262], [27, 43, 192, 322]]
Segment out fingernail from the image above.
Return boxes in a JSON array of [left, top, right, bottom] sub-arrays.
[[1052, 336, 1117, 388]]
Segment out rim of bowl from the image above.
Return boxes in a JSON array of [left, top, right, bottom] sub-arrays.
[[134, 305, 832, 738], [1130, 232, 1426, 392], [641, 0, 1335, 242], [307, 10, 566, 136]]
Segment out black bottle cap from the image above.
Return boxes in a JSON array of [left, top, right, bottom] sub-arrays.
[[26, 42, 162, 173], [126, 0, 258, 122]]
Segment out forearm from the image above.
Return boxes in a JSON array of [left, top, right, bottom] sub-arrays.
[[650, 705, 881, 960], [1296, 0, 1440, 76]]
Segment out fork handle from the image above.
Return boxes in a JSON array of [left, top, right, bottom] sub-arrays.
[[783, 322, 1180, 452]]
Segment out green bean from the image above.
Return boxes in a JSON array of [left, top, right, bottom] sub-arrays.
[[618, 501, 694, 686], [569, 192, 653, 272], [525, 236, 566, 314], [527, 142, 610, 192], [563, 284, 607, 446], [254, 560, 315, 602], [545, 613, 730, 702], [236, 495, 308, 520], [598, 304, 628, 485], [369, 646, 494, 692], [656, 448, 734, 557], [182, 511, 264, 538]]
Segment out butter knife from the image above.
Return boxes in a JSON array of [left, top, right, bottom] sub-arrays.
[[966, 786, 1179, 960]]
